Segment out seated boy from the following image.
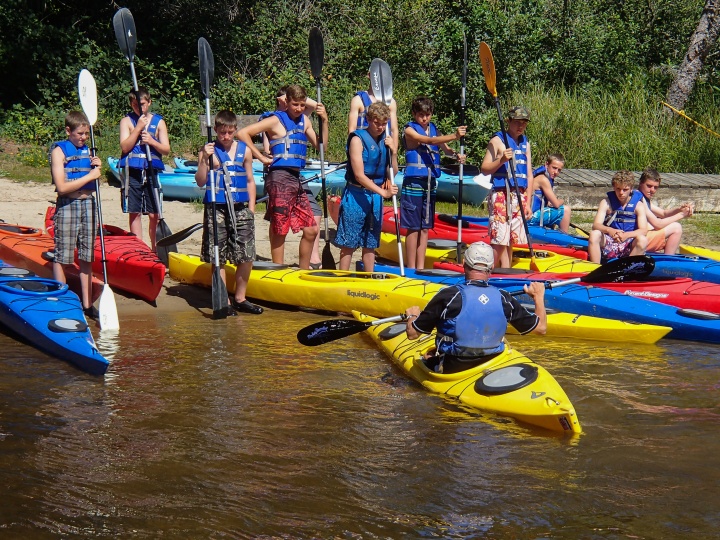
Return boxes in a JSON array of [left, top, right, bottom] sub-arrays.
[[528, 153, 571, 233], [588, 170, 648, 263]]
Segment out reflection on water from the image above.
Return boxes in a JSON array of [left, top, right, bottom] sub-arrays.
[[0, 307, 719, 538]]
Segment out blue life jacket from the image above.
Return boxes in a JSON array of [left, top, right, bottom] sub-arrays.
[[403, 121, 441, 179], [50, 140, 96, 192], [268, 111, 307, 169], [118, 112, 165, 170], [355, 91, 373, 130], [605, 189, 644, 232], [531, 165, 553, 213], [491, 130, 529, 190], [204, 141, 250, 205], [437, 281, 507, 358], [345, 129, 388, 186]]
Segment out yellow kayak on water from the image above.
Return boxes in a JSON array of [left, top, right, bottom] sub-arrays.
[[353, 311, 582, 435], [376, 232, 600, 273], [168, 253, 671, 344]]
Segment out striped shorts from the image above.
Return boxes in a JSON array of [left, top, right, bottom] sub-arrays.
[[54, 196, 96, 264]]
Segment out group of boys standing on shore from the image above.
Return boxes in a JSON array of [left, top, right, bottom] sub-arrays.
[[49, 63, 695, 321]]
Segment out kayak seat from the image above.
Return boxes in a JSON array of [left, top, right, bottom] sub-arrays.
[[427, 239, 463, 249], [436, 214, 471, 228], [0, 224, 38, 235], [5, 280, 51, 292], [475, 364, 539, 395], [415, 269, 460, 277]]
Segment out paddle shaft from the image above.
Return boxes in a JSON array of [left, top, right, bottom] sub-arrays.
[[457, 32, 467, 263], [315, 78, 329, 241], [87, 127, 110, 284]]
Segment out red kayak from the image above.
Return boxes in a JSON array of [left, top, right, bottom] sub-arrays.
[[433, 261, 720, 314], [0, 223, 103, 302], [380, 207, 589, 260], [44, 207, 166, 302]]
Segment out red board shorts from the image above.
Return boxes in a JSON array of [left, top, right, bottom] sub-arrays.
[[263, 168, 316, 236], [489, 189, 528, 246], [646, 229, 667, 252]]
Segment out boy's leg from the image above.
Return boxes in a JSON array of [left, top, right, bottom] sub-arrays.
[[587, 230, 605, 263], [416, 229, 430, 270], [52, 261, 66, 284], [126, 170, 145, 240], [304, 188, 322, 267], [298, 225, 318, 270], [630, 235, 648, 256], [229, 206, 262, 314], [148, 213, 159, 251], [559, 206, 572, 233], [78, 259, 94, 310], [361, 247, 376, 273], [663, 223, 683, 254], [405, 230, 419, 268], [269, 228, 287, 264], [339, 247, 355, 270]]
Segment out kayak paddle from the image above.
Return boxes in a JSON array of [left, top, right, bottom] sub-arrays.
[[370, 58, 404, 276], [456, 31, 468, 263], [309, 27, 336, 270], [155, 162, 348, 248], [198, 37, 227, 320], [298, 314, 406, 346], [78, 69, 120, 331], [479, 41, 537, 270], [113, 7, 176, 264]]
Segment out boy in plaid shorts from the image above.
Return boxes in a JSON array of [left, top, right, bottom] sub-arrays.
[[49, 111, 102, 318]]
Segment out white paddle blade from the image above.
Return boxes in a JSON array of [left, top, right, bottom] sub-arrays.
[[78, 69, 98, 126], [98, 285, 120, 331], [472, 173, 493, 190]]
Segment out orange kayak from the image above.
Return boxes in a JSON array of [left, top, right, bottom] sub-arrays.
[[44, 208, 166, 302], [0, 223, 103, 302]]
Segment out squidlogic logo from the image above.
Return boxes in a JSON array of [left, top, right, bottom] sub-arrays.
[[347, 290, 381, 301]]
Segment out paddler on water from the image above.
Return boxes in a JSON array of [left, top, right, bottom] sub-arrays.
[[404, 242, 547, 374]]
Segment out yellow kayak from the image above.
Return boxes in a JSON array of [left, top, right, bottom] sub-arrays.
[[376, 232, 600, 273], [679, 244, 720, 262], [168, 253, 670, 344], [354, 311, 582, 434]]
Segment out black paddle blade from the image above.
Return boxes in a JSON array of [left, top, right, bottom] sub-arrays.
[[156, 222, 202, 247], [321, 241, 336, 270], [369, 58, 393, 104], [198, 37, 214, 100], [586, 255, 655, 283], [155, 220, 175, 265], [211, 268, 228, 320], [309, 27, 324, 79], [113, 8, 137, 62], [297, 318, 370, 346]]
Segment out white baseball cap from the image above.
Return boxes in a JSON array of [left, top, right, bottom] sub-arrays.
[[464, 242, 494, 271]]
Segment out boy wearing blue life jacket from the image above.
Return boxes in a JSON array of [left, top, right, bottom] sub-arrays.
[[335, 102, 398, 272], [49, 111, 102, 318], [348, 64, 399, 150], [195, 110, 262, 316], [401, 97, 466, 269], [119, 87, 171, 251], [528, 153, 572, 233], [481, 105, 534, 269], [588, 170, 648, 263], [236, 85, 328, 269]]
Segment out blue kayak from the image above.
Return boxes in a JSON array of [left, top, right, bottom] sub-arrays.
[[458, 214, 720, 285], [0, 262, 109, 375], [367, 261, 720, 344]]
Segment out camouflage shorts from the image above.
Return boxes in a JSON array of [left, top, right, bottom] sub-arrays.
[[201, 203, 256, 265]]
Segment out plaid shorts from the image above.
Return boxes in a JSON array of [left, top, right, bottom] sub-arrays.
[[263, 168, 316, 235], [54, 196, 96, 264], [201, 203, 256, 265]]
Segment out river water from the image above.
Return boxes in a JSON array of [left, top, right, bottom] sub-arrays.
[[1, 304, 719, 539]]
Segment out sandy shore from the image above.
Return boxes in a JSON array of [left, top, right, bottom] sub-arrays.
[[0, 175, 337, 316]]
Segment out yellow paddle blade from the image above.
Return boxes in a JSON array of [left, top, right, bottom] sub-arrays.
[[479, 41, 497, 97]]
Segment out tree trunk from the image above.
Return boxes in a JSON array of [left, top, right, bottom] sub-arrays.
[[666, 0, 720, 110]]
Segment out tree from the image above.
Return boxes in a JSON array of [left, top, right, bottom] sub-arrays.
[[666, 0, 720, 109]]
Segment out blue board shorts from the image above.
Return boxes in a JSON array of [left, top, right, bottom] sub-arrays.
[[334, 184, 383, 249], [400, 176, 437, 230], [529, 206, 565, 228], [123, 168, 161, 214]]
